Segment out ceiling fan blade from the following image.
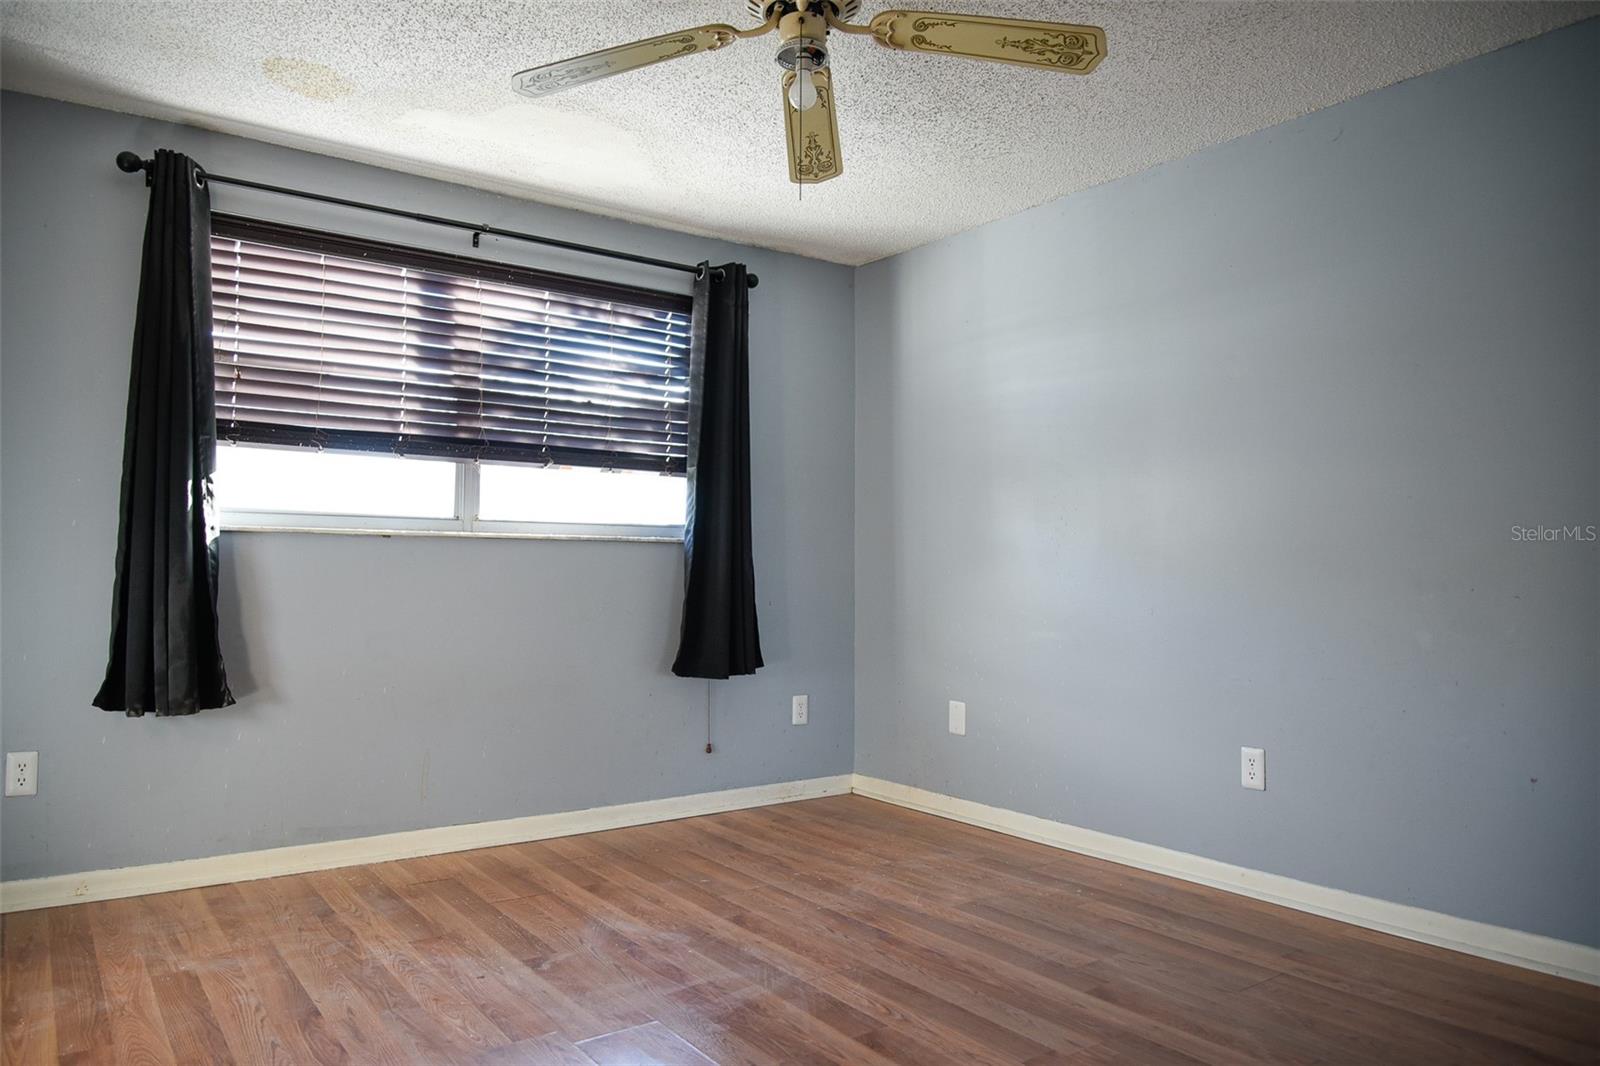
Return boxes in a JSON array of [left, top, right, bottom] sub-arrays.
[[513, 24, 749, 98], [866, 11, 1106, 74], [783, 68, 843, 184]]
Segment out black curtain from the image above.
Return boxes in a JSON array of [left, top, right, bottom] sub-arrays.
[[93, 150, 234, 716], [673, 263, 764, 679]]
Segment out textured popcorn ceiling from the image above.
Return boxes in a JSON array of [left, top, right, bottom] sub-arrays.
[[2, 2, 1594, 265]]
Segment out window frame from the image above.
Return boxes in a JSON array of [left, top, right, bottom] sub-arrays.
[[209, 217, 693, 542]]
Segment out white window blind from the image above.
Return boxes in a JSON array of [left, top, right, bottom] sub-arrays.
[[209, 216, 694, 474]]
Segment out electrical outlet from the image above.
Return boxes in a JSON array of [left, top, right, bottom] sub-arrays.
[[5, 752, 38, 797], [791, 694, 808, 726], [948, 700, 966, 736], [1241, 746, 1265, 791]]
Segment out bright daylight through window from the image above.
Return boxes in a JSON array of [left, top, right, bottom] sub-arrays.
[[208, 216, 691, 537]]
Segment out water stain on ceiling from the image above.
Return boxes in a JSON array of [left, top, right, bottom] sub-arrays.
[[262, 57, 355, 102]]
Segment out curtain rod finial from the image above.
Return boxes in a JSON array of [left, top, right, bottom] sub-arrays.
[[747, 274, 759, 289], [116, 151, 148, 174]]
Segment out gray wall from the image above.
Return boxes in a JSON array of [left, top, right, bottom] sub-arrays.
[[855, 20, 1598, 947], [0, 93, 855, 881], [3, 20, 1596, 952]]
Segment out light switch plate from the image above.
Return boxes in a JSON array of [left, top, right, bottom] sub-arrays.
[[948, 700, 966, 736]]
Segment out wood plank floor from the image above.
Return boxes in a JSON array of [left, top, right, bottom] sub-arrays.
[[2, 795, 1596, 1065]]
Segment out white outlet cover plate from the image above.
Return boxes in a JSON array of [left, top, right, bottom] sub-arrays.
[[1241, 746, 1265, 790], [949, 700, 967, 736], [791, 694, 808, 726], [5, 751, 38, 797]]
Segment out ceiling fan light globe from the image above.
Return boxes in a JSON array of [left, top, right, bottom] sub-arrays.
[[788, 67, 819, 111]]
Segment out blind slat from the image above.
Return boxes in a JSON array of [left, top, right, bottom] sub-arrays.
[[212, 270, 691, 344], [218, 388, 687, 442], [214, 311, 690, 379], [215, 366, 689, 426], [209, 220, 693, 474], [213, 241, 688, 323], [215, 335, 690, 395]]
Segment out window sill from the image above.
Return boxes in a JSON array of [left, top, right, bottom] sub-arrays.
[[221, 524, 684, 544]]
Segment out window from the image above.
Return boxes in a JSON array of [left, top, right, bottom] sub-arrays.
[[209, 216, 690, 538], [215, 446, 456, 519]]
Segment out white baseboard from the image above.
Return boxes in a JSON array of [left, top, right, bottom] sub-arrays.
[[0, 774, 852, 914], [7, 769, 1593, 987], [850, 773, 1600, 986]]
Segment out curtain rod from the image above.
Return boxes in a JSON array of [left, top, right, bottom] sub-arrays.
[[114, 151, 757, 289]]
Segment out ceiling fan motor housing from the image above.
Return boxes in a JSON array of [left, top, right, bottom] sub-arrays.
[[775, 33, 827, 72], [773, 2, 830, 71], [748, 0, 862, 24]]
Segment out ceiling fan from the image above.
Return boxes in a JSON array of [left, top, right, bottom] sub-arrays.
[[511, 1, 1106, 185]]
